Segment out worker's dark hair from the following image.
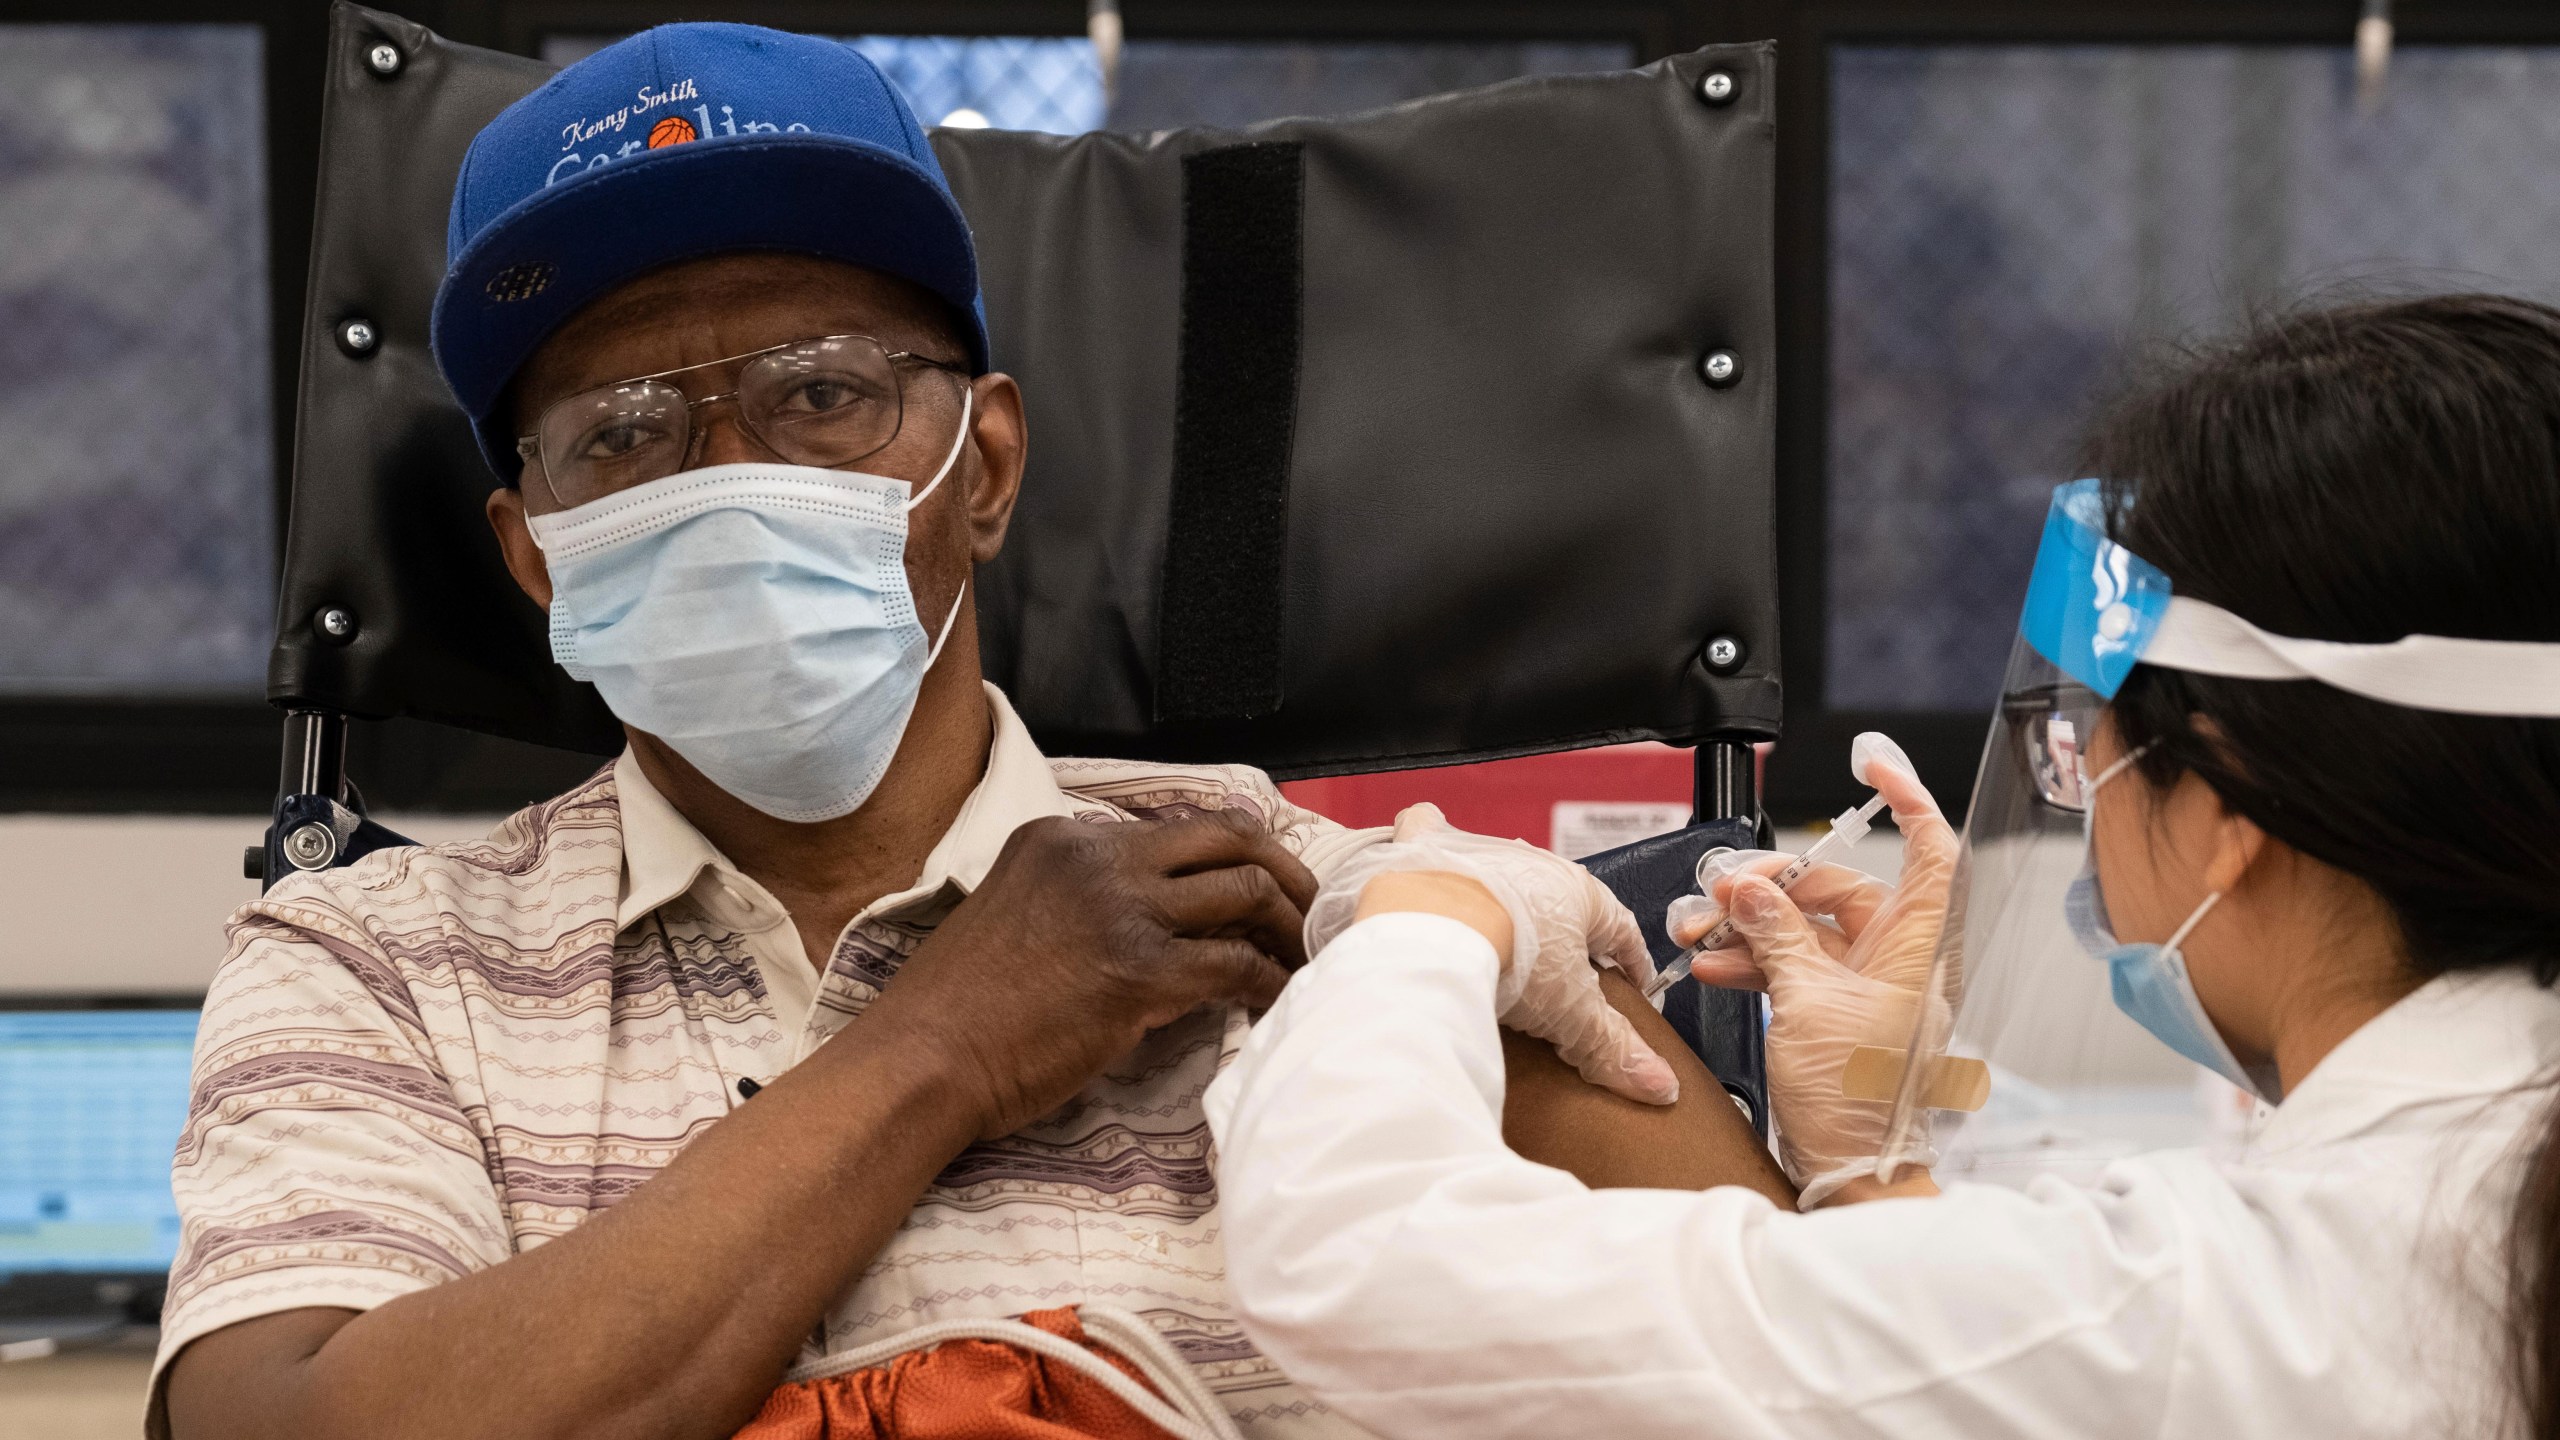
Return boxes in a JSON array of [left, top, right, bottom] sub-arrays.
[[2086, 293, 2560, 1437]]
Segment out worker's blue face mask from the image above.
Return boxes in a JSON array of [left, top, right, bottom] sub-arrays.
[[2064, 749, 2278, 1102], [526, 391, 973, 824]]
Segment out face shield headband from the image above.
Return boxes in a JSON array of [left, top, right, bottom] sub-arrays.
[[1872, 478, 2560, 1183], [2023, 477, 2560, 714]]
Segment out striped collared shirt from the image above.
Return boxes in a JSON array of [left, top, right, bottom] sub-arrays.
[[152, 685, 1370, 1438]]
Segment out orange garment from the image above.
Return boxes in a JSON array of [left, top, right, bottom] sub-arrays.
[[736, 1307, 1182, 1440]]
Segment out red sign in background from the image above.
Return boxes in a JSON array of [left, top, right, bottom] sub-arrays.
[[1279, 742, 1698, 854]]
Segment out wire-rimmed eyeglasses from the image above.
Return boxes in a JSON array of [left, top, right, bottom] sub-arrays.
[[514, 333, 970, 509]]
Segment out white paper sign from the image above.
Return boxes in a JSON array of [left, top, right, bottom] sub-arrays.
[[1549, 801, 1691, 860]]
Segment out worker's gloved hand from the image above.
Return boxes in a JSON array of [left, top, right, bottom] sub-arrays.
[[1306, 804, 1678, 1106], [1668, 735, 1960, 1206], [1666, 847, 1791, 990]]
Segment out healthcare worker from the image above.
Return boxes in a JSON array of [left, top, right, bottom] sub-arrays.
[[1204, 293, 2560, 1439]]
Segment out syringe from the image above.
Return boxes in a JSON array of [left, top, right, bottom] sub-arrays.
[[1643, 790, 1890, 1000]]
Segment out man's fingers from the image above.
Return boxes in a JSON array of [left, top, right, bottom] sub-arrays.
[[1258, 843, 1320, 915], [1172, 936, 1293, 1011], [1126, 806, 1264, 870], [1156, 863, 1310, 968], [1137, 809, 1318, 910]]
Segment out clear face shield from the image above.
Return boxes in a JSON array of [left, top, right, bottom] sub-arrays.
[[1867, 478, 2560, 1184], [1875, 480, 2185, 1181]]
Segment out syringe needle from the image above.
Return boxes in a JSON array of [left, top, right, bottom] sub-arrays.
[[1643, 792, 1889, 1000]]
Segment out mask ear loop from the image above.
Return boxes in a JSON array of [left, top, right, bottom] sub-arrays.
[[2084, 741, 2153, 800], [906, 383, 976, 672], [2077, 743, 2150, 847], [902, 385, 974, 514], [922, 581, 969, 671], [2085, 738, 2226, 954], [2161, 887, 2225, 954]]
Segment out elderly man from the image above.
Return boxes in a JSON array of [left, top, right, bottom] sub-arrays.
[[155, 24, 1784, 1440]]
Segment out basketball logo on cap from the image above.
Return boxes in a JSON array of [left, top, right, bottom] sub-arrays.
[[648, 114, 696, 148]]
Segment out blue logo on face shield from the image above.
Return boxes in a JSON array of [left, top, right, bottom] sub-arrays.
[[2017, 479, 2174, 699]]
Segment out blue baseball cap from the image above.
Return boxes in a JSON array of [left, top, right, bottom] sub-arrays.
[[429, 23, 991, 478]]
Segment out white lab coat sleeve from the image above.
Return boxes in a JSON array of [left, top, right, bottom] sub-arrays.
[[1204, 912, 2193, 1440]]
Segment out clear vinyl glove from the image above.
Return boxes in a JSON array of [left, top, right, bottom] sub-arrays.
[[1666, 733, 1960, 1207], [1304, 803, 1678, 1105]]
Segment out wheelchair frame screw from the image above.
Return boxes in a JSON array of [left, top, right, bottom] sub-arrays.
[[1699, 70, 1737, 105], [366, 42, 403, 77], [1705, 635, 1745, 671], [284, 823, 337, 871], [336, 318, 378, 357], [1699, 349, 1740, 387], [317, 606, 356, 641]]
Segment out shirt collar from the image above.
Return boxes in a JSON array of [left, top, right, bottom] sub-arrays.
[[613, 682, 1078, 932], [2251, 964, 2560, 1156], [903, 682, 1082, 901], [615, 748, 729, 931]]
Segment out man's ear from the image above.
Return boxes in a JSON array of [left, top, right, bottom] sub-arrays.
[[963, 372, 1027, 565], [486, 486, 554, 610]]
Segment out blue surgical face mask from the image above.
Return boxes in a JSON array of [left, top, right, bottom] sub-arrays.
[[527, 390, 974, 824], [2065, 751, 2281, 1101]]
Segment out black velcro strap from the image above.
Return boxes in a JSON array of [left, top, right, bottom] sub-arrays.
[[1155, 141, 1305, 722]]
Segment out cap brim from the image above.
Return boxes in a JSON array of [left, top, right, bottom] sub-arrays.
[[431, 132, 988, 478]]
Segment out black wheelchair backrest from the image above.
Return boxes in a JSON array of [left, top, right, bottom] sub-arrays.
[[275, 3, 1779, 777]]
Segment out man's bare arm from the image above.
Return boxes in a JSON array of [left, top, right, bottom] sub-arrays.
[[167, 1023, 983, 1440], [166, 813, 1318, 1440], [1500, 970, 1795, 1204]]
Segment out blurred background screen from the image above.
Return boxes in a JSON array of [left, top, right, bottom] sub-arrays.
[[0, 25, 273, 699], [1827, 44, 2560, 717]]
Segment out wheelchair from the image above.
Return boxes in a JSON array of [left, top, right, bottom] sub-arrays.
[[255, 2, 1781, 1128]]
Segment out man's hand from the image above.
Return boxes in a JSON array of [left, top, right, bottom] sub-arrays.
[[870, 809, 1317, 1140]]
